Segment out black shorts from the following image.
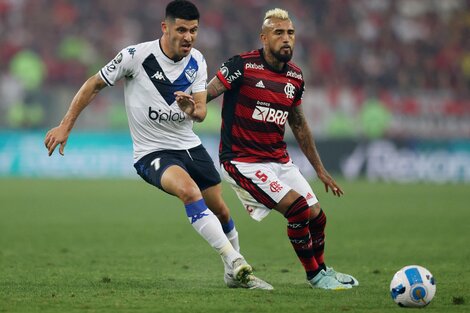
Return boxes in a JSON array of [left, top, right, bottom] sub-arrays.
[[133, 144, 221, 192]]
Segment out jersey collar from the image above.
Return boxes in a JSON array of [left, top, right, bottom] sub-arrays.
[[157, 39, 186, 64]]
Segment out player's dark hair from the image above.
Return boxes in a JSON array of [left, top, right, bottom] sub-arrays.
[[165, 0, 199, 21]]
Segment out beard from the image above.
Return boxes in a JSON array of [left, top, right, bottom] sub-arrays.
[[271, 46, 293, 63]]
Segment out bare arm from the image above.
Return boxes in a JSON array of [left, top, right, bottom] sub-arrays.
[[206, 76, 228, 102], [44, 73, 107, 156], [175, 90, 207, 122], [288, 104, 344, 197], [176, 75, 228, 122]]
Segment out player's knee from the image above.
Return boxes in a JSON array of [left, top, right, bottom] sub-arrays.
[[176, 183, 202, 204], [284, 196, 310, 220], [309, 202, 322, 219], [276, 189, 303, 215]]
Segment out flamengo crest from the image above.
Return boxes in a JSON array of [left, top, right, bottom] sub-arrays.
[[284, 83, 295, 99]]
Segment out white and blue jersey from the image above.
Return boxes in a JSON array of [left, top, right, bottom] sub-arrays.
[[99, 39, 207, 162]]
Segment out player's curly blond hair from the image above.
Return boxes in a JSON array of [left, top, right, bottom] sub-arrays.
[[264, 8, 289, 21]]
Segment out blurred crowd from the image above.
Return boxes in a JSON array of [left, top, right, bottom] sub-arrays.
[[1, 0, 469, 137]]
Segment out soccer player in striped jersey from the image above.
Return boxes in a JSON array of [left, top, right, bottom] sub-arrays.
[[205, 8, 359, 290], [44, 0, 272, 290]]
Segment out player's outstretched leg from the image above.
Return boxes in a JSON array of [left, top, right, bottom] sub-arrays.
[[224, 258, 274, 290]]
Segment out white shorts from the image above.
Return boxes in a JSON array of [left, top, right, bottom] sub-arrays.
[[221, 159, 318, 221]]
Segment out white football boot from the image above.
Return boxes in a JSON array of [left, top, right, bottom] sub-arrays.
[[325, 267, 359, 286], [308, 269, 352, 290], [224, 258, 274, 290]]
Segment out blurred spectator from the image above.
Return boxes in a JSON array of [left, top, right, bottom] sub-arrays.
[[0, 0, 469, 137]]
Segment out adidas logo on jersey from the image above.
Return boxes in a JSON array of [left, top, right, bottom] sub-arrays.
[[255, 80, 265, 88], [151, 71, 165, 80], [252, 106, 289, 125]]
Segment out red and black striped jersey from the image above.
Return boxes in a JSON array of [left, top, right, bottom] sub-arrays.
[[216, 49, 304, 163]]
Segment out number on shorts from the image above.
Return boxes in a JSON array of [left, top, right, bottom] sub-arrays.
[[255, 170, 268, 182], [151, 158, 161, 170]]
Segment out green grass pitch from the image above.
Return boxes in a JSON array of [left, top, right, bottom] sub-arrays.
[[0, 178, 468, 312]]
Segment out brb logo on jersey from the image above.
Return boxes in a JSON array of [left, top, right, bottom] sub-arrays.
[[252, 101, 288, 126], [148, 107, 185, 123]]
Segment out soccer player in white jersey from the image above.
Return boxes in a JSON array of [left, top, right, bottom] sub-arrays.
[[44, 0, 272, 290]]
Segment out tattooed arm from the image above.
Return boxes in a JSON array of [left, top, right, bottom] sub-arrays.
[[288, 104, 344, 197], [206, 76, 228, 102]]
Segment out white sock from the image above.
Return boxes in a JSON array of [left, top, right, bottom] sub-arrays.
[[221, 217, 240, 252], [225, 228, 240, 253], [185, 200, 242, 266]]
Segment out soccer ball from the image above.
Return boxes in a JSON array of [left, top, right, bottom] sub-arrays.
[[390, 265, 436, 307]]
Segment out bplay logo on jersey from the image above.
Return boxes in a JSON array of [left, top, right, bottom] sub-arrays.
[[252, 106, 289, 125], [148, 107, 185, 123]]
